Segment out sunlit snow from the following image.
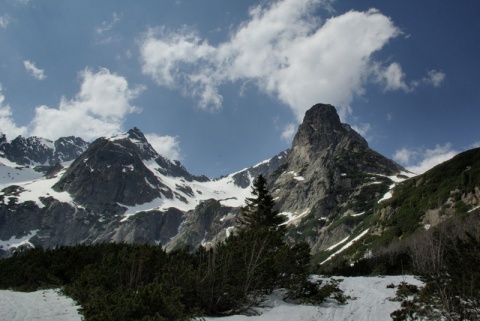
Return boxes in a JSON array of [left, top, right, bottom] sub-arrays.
[[202, 275, 422, 321], [321, 229, 370, 264], [0, 229, 39, 251], [0, 276, 422, 321], [0, 289, 82, 321], [326, 236, 349, 251], [280, 209, 310, 226]]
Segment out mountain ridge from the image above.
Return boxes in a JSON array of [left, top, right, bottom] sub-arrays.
[[1, 103, 478, 266]]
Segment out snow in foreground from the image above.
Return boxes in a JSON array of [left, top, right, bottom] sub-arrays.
[[0, 289, 81, 321], [204, 275, 422, 321], [0, 275, 421, 321]]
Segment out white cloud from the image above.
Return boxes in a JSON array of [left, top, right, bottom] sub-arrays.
[[0, 85, 28, 138], [1, 70, 184, 162], [373, 62, 409, 92], [145, 133, 183, 161], [0, 15, 11, 29], [96, 12, 120, 35], [421, 70, 446, 88], [140, 0, 413, 123], [393, 143, 458, 174], [374, 63, 446, 92], [140, 0, 447, 138], [352, 122, 371, 139], [281, 123, 297, 143], [95, 12, 122, 44], [30, 68, 143, 141], [393, 147, 413, 165], [23, 60, 47, 80], [470, 141, 480, 149]]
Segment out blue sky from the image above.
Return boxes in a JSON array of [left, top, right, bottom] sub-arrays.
[[0, 0, 479, 177]]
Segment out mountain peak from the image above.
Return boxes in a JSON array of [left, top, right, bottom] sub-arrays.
[[303, 103, 341, 126], [290, 104, 368, 163], [0, 134, 6, 146], [126, 127, 146, 141]]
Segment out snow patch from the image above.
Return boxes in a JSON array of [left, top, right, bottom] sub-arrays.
[[350, 212, 365, 217], [378, 191, 392, 203], [321, 229, 370, 264], [0, 229, 39, 250], [226, 226, 234, 238], [326, 236, 349, 251], [288, 171, 304, 181], [204, 275, 422, 321], [280, 209, 310, 226], [468, 205, 480, 213]]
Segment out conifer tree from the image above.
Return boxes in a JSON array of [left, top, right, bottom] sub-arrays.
[[236, 174, 286, 231]]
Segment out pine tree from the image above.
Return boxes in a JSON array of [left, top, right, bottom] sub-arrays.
[[236, 174, 286, 231]]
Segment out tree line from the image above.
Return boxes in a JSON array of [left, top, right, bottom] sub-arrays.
[[0, 175, 343, 320]]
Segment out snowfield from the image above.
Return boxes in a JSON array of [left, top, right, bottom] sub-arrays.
[[204, 275, 422, 321], [0, 289, 81, 321], [0, 275, 421, 321]]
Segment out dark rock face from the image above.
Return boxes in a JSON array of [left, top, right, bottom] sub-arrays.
[[0, 134, 88, 166], [268, 104, 405, 252], [113, 208, 184, 246], [166, 199, 240, 252], [155, 155, 209, 182], [1, 136, 53, 165], [0, 134, 6, 146], [230, 150, 288, 188], [52, 136, 89, 164], [53, 136, 167, 213]]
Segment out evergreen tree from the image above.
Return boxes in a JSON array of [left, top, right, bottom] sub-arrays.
[[236, 174, 286, 231]]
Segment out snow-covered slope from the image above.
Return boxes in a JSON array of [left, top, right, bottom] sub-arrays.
[[204, 275, 422, 321], [0, 128, 272, 254], [0, 275, 421, 321]]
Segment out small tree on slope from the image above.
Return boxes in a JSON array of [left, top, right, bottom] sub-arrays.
[[236, 174, 286, 231]]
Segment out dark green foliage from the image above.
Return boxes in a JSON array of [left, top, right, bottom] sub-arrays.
[[236, 174, 286, 230], [390, 234, 480, 320], [383, 148, 480, 236]]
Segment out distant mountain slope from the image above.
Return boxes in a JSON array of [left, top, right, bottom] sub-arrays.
[[373, 147, 480, 241], [0, 127, 284, 257], [0, 134, 88, 166], [318, 147, 480, 267], [2, 103, 475, 265]]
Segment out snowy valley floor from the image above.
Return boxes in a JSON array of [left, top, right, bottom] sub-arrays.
[[0, 275, 421, 321], [204, 275, 422, 321], [0, 289, 81, 321]]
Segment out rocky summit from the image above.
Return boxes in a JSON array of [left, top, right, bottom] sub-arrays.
[[1, 103, 478, 264], [267, 104, 406, 252]]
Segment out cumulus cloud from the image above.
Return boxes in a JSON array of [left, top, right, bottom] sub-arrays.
[[23, 60, 47, 80], [1, 70, 184, 162], [412, 70, 446, 89], [373, 63, 446, 93], [30, 68, 143, 141], [393, 143, 458, 174], [140, 0, 446, 131], [145, 133, 183, 161], [281, 123, 297, 142], [0, 85, 28, 138]]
